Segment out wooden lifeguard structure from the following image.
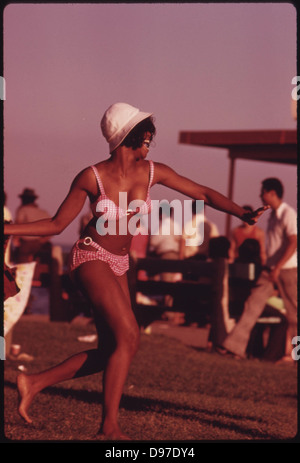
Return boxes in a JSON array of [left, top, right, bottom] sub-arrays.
[[179, 129, 297, 236]]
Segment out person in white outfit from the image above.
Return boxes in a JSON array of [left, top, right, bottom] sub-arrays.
[[219, 178, 297, 359]]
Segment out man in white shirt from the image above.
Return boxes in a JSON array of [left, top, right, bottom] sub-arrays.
[[220, 178, 297, 358]]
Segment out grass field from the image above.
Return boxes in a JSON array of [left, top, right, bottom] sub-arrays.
[[3, 317, 298, 442]]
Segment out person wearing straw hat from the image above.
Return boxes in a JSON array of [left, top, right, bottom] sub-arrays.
[[4, 102, 268, 439], [14, 188, 51, 263]]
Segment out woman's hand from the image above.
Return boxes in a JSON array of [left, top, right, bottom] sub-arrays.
[[241, 205, 270, 225]]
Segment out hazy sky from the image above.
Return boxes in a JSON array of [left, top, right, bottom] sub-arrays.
[[3, 3, 297, 246]]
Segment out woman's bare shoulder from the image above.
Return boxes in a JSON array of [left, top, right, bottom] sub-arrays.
[[151, 160, 168, 170], [71, 164, 102, 195], [151, 161, 174, 177], [73, 165, 94, 182]]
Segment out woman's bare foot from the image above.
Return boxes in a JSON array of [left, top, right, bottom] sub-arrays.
[[17, 373, 38, 424], [97, 424, 131, 440]]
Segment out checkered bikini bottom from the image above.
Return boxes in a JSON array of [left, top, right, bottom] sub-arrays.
[[69, 237, 129, 276]]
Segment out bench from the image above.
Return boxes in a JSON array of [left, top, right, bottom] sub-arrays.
[[131, 257, 229, 345]]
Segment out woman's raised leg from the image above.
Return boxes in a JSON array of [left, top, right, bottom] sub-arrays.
[[17, 348, 103, 424]]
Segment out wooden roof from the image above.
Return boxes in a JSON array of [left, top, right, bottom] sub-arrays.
[[179, 129, 297, 164]]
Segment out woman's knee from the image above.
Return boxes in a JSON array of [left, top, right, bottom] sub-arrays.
[[121, 321, 140, 356]]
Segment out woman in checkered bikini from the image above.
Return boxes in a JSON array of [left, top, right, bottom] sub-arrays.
[[4, 102, 268, 439]]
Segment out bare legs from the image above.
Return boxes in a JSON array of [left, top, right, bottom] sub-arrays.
[[17, 260, 140, 439]]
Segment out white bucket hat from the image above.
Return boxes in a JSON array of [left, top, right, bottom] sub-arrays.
[[101, 102, 153, 153]]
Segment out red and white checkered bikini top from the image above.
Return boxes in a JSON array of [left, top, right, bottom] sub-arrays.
[[90, 160, 154, 220]]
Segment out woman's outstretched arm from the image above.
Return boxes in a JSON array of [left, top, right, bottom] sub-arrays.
[[4, 168, 92, 237], [153, 162, 269, 224]]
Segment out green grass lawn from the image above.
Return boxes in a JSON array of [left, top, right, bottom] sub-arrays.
[[3, 317, 298, 442]]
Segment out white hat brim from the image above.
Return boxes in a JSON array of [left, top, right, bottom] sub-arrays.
[[109, 111, 153, 153]]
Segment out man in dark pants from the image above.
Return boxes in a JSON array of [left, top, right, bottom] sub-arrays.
[[220, 178, 297, 360]]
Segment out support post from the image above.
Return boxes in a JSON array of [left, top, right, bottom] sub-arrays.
[[226, 153, 235, 238]]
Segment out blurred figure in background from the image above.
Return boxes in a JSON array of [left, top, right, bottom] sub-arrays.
[[4, 192, 20, 357], [14, 188, 51, 264], [235, 238, 263, 281], [4, 191, 13, 263], [229, 205, 266, 264], [149, 202, 182, 309], [4, 191, 19, 301], [180, 201, 219, 261], [4, 191, 12, 222], [208, 236, 231, 260], [149, 202, 182, 267]]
